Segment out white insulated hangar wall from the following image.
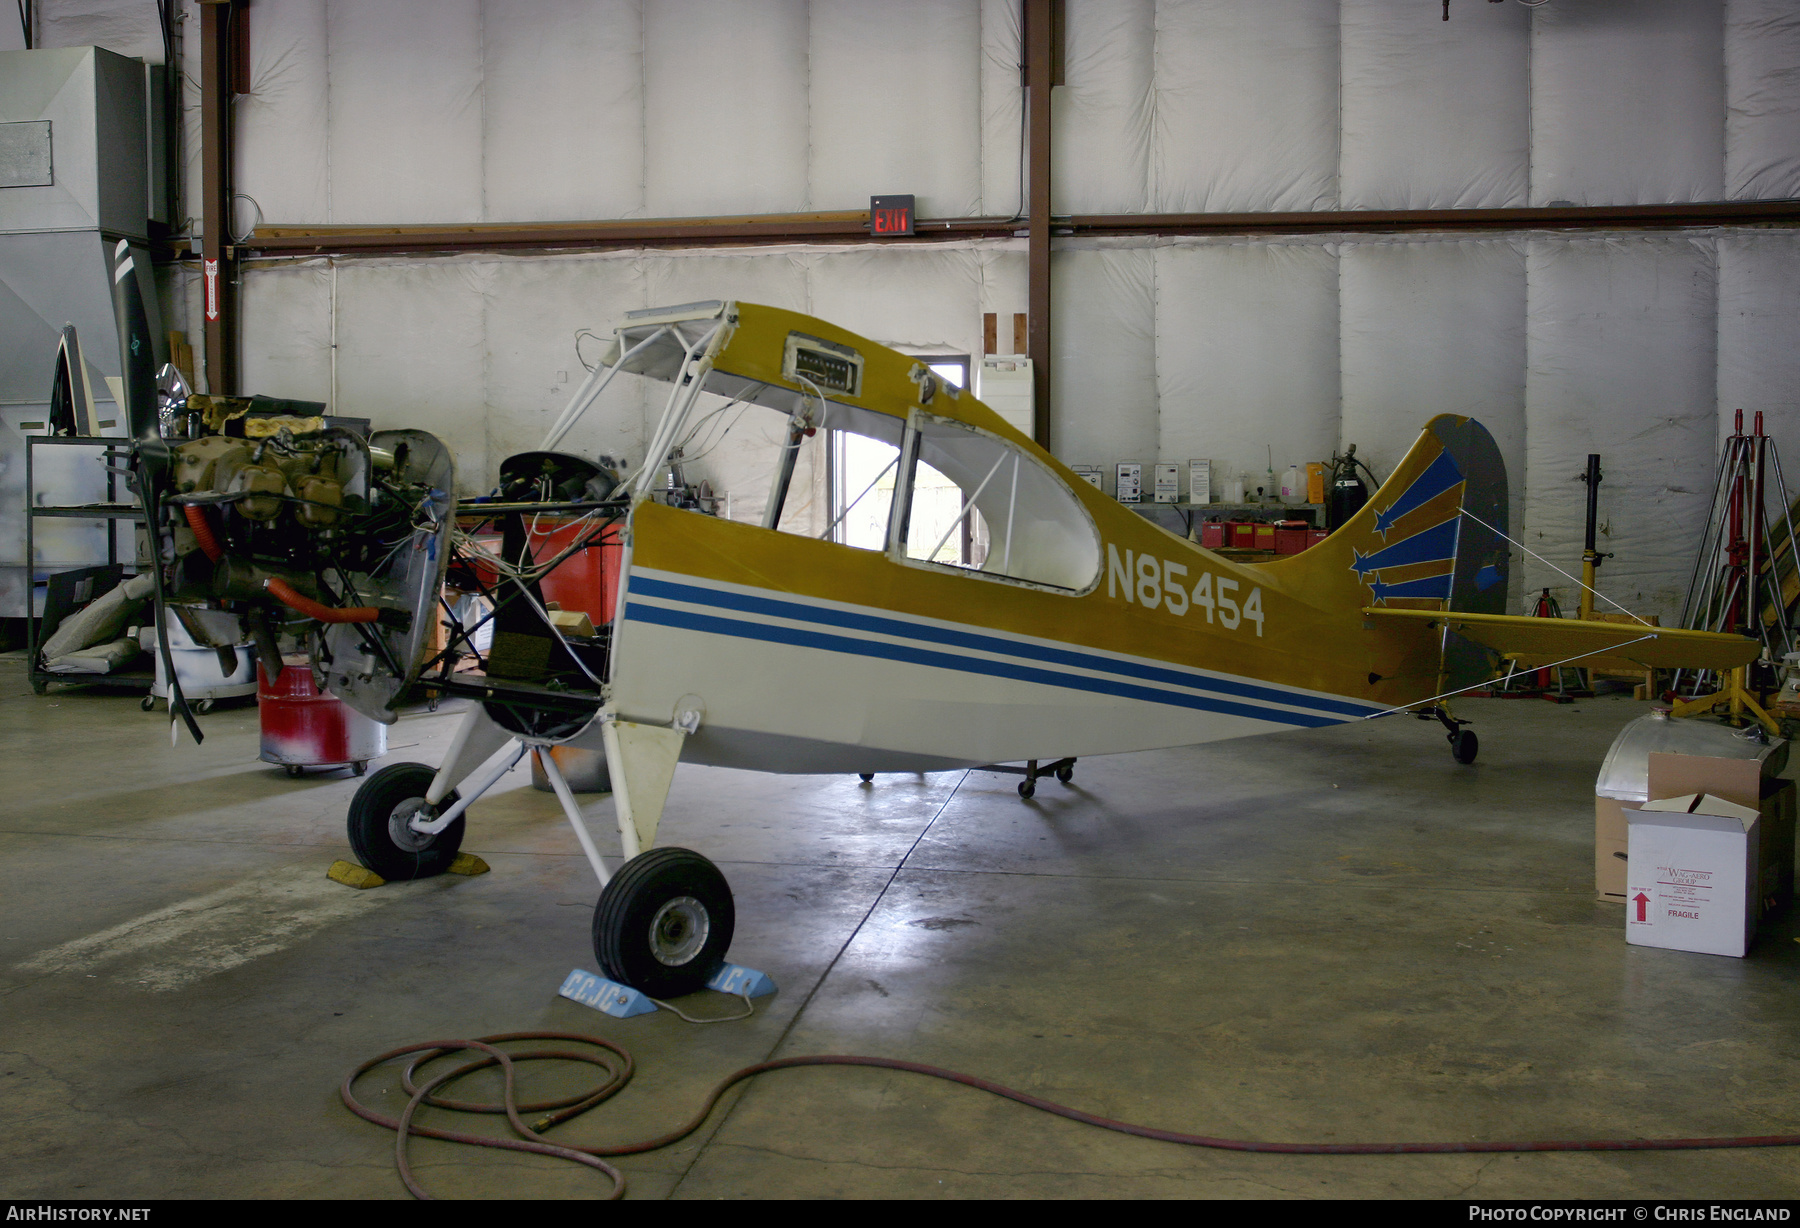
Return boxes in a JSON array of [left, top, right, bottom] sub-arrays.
[[115, 0, 1800, 620]]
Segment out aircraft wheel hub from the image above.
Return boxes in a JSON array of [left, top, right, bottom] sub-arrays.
[[648, 896, 710, 966], [388, 800, 437, 852]]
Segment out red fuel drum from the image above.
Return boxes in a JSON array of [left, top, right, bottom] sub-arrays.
[[464, 519, 622, 625], [531, 518, 622, 626], [259, 659, 387, 775]]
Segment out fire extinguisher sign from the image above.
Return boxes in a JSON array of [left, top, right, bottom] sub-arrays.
[[204, 258, 220, 321]]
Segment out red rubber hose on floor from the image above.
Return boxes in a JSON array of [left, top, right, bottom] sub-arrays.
[[342, 1032, 1800, 1200], [264, 576, 381, 623], [183, 504, 223, 563]]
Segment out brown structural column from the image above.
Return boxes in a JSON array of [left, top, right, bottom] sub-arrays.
[[1024, 0, 1055, 450], [198, 1, 237, 395]]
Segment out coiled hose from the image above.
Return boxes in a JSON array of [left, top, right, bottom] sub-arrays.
[[343, 1031, 1800, 1200]]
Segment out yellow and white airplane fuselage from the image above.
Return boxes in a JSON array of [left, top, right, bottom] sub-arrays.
[[578, 298, 1752, 788]]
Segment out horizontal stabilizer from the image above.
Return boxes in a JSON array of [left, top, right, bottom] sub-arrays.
[[1362, 608, 1761, 673]]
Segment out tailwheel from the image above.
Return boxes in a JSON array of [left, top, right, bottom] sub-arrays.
[[346, 762, 464, 881], [592, 847, 734, 998], [1451, 728, 1479, 765]]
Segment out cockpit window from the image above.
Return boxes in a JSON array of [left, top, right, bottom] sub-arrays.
[[893, 412, 1100, 592]]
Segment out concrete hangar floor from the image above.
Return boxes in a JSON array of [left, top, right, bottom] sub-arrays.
[[2, 655, 1798, 1201]]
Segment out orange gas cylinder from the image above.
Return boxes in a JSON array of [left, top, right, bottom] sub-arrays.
[[259, 658, 387, 778]]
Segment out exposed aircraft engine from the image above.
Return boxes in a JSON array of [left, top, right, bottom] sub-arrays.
[[153, 413, 455, 724]]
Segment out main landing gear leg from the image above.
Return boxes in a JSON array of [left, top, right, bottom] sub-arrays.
[[588, 712, 733, 997], [1417, 705, 1478, 764]]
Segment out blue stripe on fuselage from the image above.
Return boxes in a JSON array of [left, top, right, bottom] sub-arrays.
[[626, 574, 1380, 721]]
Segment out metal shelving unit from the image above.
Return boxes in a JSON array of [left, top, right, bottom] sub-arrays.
[[1128, 500, 1327, 535], [25, 435, 150, 696]]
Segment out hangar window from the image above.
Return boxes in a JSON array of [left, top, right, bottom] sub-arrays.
[[891, 411, 1100, 593]]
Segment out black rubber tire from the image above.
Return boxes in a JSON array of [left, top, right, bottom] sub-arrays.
[[859, 773, 874, 783], [592, 847, 734, 998], [141, 695, 156, 712], [1018, 779, 1036, 799], [346, 762, 464, 881], [1452, 728, 1479, 765], [1055, 764, 1074, 784]]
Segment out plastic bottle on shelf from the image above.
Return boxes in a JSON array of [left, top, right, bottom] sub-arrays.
[[1280, 463, 1305, 505]]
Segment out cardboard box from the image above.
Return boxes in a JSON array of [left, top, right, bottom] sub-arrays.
[[1597, 754, 1794, 912], [1625, 793, 1760, 957]]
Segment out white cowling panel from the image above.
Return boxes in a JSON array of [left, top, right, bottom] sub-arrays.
[[1339, 238, 1527, 563], [1154, 240, 1340, 497], [1718, 232, 1800, 468], [1725, 0, 1800, 201], [1339, 0, 1529, 210], [326, 1, 485, 224], [1152, 0, 1339, 213], [1530, 0, 1726, 207], [1524, 236, 1719, 621], [1051, 245, 1157, 484], [978, 0, 1023, 217], [235, 0, 330, 225], [642, 0, 809, 218], [809, 1, 982, 219], [1053, 0, 1154, 215], [483, 0, 646, 223]]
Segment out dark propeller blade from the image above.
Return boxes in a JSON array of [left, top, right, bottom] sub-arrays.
[[108, 240, 202, 745]]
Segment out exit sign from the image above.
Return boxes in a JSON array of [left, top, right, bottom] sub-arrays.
[[870, 195, 914, 237]]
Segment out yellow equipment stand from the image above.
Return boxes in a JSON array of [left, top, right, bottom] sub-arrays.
[[1668, 665, 1781, 737]]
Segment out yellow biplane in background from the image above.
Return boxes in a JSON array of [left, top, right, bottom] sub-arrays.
[[113, 275, 1758, 996]]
